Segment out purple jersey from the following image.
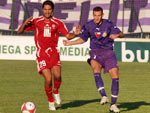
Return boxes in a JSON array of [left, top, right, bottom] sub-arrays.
[[80, 19, 121, 50]]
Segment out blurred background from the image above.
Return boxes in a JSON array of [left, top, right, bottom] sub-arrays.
[[0, 1, 150, 113], [0, 0, 150, 62], [0, 0, 150, 38]]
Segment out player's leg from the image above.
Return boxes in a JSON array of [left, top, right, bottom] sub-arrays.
[[90, 60, 108, 104], [42, 68, 56, 110], [42, 68, 53, 102], [51, 66, 62, 105], [109, 68, 120, 113], [52, 66, 61, 94]]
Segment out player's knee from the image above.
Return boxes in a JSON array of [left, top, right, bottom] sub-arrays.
[[54, 75, 61, 81], [91, 65, 101, 73], [91, 61, 101, 73], [45, 78, 52, 84], [52, 70, 61, 80], [109, 68, 119, 78], [93, 69, 100, 73], [111, 75, 119, 79]]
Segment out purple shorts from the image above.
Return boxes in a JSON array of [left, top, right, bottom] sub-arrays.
[[87, 48, 118, 74]]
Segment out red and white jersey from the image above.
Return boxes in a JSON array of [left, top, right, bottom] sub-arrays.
[[25, 16, 69, 49]]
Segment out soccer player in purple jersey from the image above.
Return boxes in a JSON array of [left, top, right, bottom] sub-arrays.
[[63, 7, 124, 113]]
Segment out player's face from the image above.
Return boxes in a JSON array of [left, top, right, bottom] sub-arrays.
[[93, 11, 104, 24], [43, 5, 53, 19]]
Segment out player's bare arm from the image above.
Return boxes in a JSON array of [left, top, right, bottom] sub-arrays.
[[109, 32, 124, 40], [65, 25, 81, 40], [18, 16, 33, 34], [63, 38, 85, 46]]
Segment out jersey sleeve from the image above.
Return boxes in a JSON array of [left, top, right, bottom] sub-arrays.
[[25, 20, 35, 32], [109, 22, 121, 35], [80, 24, 90, 42], [58, 21, 69, 36]]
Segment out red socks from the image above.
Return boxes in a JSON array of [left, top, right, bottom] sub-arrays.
[[45, 86, 54, 102], [53, 79, 62, 94], [45, 80, 61, 102]]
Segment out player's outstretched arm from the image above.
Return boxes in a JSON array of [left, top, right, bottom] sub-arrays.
[[65, 25, 81, 40], [109, 32, 124, 40], [18, 16, 33, 34], [63, 38, 85, 46]]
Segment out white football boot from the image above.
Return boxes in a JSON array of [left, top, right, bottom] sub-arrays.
[[48, 102, 56, 111], [54, 93, 61, 105], [100, 96, 109, 105], [110, 104, 120, 113]]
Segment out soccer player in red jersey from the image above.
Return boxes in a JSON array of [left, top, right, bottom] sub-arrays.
[[18, 0, 80, 111]]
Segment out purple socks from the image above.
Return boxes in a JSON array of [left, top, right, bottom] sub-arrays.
[[94, 73, 107, 97], [111, 78, 119, 105]]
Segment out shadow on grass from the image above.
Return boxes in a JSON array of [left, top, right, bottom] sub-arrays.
[[57, 99, 99, 109], [119, 101, 150, 112]]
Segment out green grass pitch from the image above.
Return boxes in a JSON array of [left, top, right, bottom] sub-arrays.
[[0, 60, 150, 113]]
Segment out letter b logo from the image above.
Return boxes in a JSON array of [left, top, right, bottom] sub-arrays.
[[122, 42, 134, 62]]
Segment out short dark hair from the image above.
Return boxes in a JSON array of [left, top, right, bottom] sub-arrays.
[[93, 7, 103, 13], [42, 0, 54, 10]]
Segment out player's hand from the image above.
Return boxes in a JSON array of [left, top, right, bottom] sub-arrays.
[[109, 34, 119, 40], [24, 16, 33, 26], [63, 40, 72, 46], [74, 25, 81, 36]]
